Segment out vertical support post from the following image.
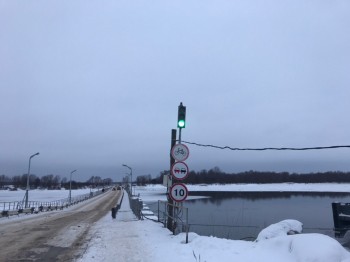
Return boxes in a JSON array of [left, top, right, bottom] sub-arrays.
[[25, 152, 39, 208], [69, 170, 77, 205], [167, 129, 176, 231], [179, 128, 182, 144], [186, 207, 189, 243], [158, 200, 160, 223], [164, 201, 167, 228], [130, 168, 133, 196], [69, 175, 72, 204], [25, 158, 32, 208], [332, 202, 340, 229], [332, 202, 341, 237]]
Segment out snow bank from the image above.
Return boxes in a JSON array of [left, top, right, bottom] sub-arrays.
[[81, 217, 350, 262], [256, 219, 303, 241], [254, 220, 350, 262], [287, 234, 350, 262]]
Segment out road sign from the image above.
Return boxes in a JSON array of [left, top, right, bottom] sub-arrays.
[[171, 143, 189, 162], [171, 161, 189, 180], [169, 183, 188, 202]]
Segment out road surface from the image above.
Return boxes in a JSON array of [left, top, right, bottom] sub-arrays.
[[0, 189, 121, 261]]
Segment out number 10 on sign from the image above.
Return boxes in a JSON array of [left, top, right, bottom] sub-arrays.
[[170, 183, 188, 202]]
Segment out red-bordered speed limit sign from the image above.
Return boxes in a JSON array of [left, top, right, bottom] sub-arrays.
[[169, 183, 188, 202]]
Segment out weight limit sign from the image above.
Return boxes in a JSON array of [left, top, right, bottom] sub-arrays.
[[169, 183, 188, 202]]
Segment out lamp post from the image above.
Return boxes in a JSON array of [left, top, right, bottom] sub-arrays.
[[122, 164, 132, 195], [69, 170, 77, 204], [25, 152, 40, 208]]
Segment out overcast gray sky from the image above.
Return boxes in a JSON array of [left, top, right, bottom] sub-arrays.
[[1, 0, 350, 182]]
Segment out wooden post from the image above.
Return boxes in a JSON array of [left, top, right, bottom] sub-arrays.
[[167, 129, 176, 231]]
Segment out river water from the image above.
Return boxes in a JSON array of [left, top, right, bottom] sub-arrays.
[[148, 191, 350, 241]]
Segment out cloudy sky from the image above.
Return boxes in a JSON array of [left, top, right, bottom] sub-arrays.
[[1, 0, 350, 182]]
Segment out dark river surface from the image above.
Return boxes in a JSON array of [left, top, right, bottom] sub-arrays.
[[147, 191, 350, 241]]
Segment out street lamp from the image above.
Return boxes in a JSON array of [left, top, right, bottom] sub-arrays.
[[69, 170, 77, 204], [25, 152, 40, 208], [122, 164, 132, 195]]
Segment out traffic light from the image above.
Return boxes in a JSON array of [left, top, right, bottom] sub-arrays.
[[177, 102, 186, 128]]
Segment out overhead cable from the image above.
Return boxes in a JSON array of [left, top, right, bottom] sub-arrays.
[[179, 140, 350, 151]]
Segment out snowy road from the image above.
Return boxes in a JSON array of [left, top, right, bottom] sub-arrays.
[[0, 189, 121, 261]]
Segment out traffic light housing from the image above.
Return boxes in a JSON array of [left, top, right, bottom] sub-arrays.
[[177, 102, 186, 128]]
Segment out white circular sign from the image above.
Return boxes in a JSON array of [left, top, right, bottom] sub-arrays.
[[171, 162, 189, 180], [169, 183, 188, 202], [171, 144, 189, 162]]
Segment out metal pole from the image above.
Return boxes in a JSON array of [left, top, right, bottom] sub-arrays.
[[25, 152, 39, 208], [69, 170, 77, 204], [186, 207, 189, 243], [164, 201, 167, 228], [158, 200, 160, 223], [179, 128, 182, 144], [122, 164, 132, 196], [25, 158, 31, 208]]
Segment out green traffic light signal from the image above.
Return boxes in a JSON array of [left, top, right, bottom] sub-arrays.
[[178, 119, 185, 128], [178, 102, 186, 128]]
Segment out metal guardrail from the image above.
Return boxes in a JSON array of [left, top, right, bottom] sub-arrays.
[[111, 189, 125, 219], [129, 196, 143, 219], [158, 200, 189, 243], [0, 188, 110, 217]]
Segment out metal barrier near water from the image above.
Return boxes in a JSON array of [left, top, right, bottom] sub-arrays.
[[332, 202, 350, 238], [124, 187, 143, 220], [158, 200, 189, 243]]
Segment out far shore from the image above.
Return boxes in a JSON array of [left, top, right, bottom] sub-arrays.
[[142, 183, 350, 193]]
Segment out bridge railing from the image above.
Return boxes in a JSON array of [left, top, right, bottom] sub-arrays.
[[0, 188, 110, 216], [158, 200, 189, 243], [129, 195, 143, 219]]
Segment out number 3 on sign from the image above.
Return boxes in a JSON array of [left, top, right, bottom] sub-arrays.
[[170, 183, 188, 202]]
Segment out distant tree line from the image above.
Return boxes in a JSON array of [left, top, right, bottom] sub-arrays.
[[146, 167, 350, 185], [0, 174, 113, 190], [135, 174, 152, 185]]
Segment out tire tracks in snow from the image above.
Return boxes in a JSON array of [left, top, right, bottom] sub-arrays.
[[0, 189, 121, 261]]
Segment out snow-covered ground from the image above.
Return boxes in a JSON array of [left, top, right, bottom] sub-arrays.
[[2, 184, 350, 261], [186, 183, 350, 193], [132, 183, 350, 203], [0, 188, 95, 202], [79, 187, 350, 262]]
